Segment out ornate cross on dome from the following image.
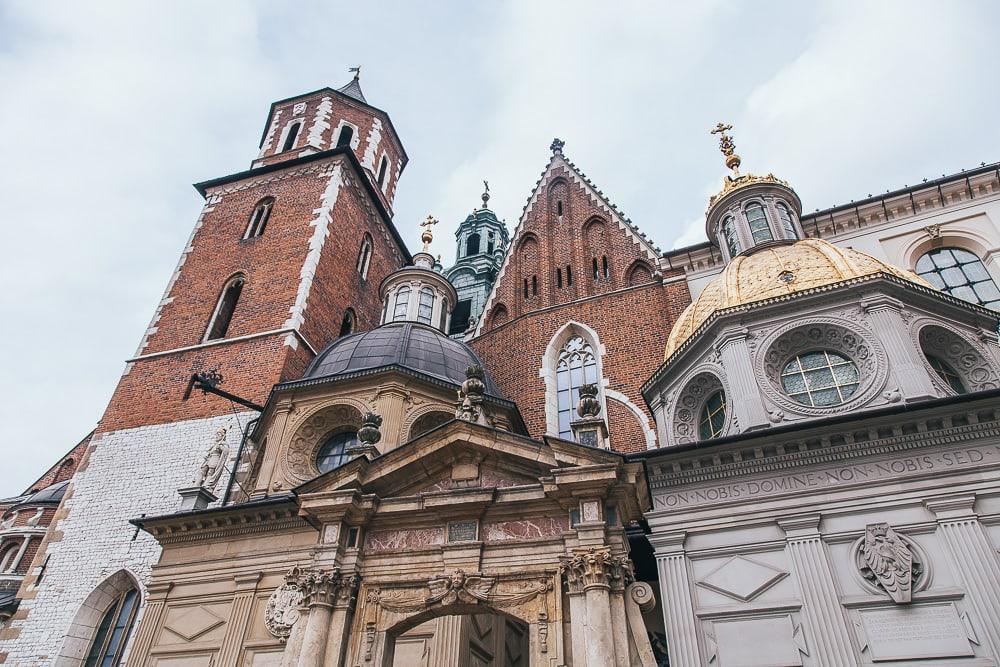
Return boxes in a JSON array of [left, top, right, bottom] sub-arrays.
[[420, 215, 438, 252], [711, 122, 742, 175], [481, 180, 490, 209]]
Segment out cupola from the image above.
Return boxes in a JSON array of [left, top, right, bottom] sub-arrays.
[[379, 216, 458, 331]]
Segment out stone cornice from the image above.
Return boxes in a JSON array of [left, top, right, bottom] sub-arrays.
[[136, 501, 307, 545]]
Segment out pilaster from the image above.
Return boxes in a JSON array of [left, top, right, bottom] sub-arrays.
[[218, 571, 262, 667], [777, 514, 855, 665], [124, 582, 173, 666], [862, 295, 938, 400], [716, 330, 770, 431], [650, 532, 702, 667]]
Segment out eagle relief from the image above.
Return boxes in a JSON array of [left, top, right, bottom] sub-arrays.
[[856, 522, 922, 603]]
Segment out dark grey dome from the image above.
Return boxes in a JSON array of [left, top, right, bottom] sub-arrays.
[[304, 322, 501, 396]]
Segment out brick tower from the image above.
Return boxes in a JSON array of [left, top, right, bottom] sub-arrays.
[[0, 76, 411, 665]]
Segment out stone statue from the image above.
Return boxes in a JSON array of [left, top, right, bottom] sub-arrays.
[[858, 522, 916, 603], [193, 427, 230, 491]]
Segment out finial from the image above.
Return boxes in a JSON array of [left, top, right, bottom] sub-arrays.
[[710, 122, 741, 175], [349, 65, 361, 80], [481, 180, 490, 209], [419, 215, 438, 253], [550, 138, 565, 154]]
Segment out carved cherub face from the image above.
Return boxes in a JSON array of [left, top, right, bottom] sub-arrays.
[[450, 570, 466, 588]]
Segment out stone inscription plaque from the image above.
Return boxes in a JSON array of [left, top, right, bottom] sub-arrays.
[[653, 445, 1000, 510], [859, 603, 973, 662], [447, 520, 478, 543]]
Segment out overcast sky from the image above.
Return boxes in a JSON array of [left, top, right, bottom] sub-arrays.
[[1, 1, 997, 493]]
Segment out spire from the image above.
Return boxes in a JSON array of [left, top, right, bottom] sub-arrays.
[[336, 66, 367, 103], [481, 180, 490, 209], [710, 122, 741, 176]]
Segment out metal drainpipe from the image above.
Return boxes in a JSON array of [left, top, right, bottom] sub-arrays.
[[222, 416, 260, 506]]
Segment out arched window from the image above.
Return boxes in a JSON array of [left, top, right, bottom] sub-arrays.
[[392, 286, 410, 321], [721, 215, 741, 257], [592, 257, 600, 280], [336, 125, 354, 148], [417, 287, 435, 324], [204, 275, 245, 342], [556, 200, 564, 216], [566, 265, 573, 286], [556, 335, 598, 438], [339, 309, 356, 337], [0, 544, 19, 572], [523, 279, 529, 298], [376, 156, 389, 188], [438, 297, 448, 331], [532, 275, 538, 296], [775, 202, 796, 238], [915, 247, 1000, 310], [487, 232, 496, 254], [244, 197, 274, 239], [745, 203, 773, 245], [698, 391, 727, 441], [83, 586, 139, 667], [281, 122, 301, 152], [556, 267, 563, 288], [465, 233, 481, 257], [315, 430, 359, 473], [356, 233, 373, 279], [602, 256, 610, 280]]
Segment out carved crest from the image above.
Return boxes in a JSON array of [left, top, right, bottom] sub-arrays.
[[857, 523, 919, 603], [264, 576, 304, 641]]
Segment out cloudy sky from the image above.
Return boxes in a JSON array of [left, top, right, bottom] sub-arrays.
[[1, 1, 997, 493]]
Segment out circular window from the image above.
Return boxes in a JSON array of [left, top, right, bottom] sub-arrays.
[[698, 391, 727, 441], [925, 354, 967, 394], [315, 430, 359, 473], [780, 351, 860, 407]]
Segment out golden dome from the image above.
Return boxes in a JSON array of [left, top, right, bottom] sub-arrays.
[[664, 239, 931, 359]]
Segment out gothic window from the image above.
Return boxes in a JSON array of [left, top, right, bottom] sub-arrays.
[[417, 287, 435, 325], [566, 265, 573, 286], [602, 256, 610, 280], [392, 286, 410, 321], [204, 275, 245, 342], [781, 351, 860, 407], [556, 200, 563, 216], [532, 275, 538, 296], [339, 309, 356, 337], [315, 430, 359, 474], [745, 203, 774, 245], [449, 299, 472, 335], [627, 261, 653, 286], [556, 335, 598, 438], [775, 202, 796, 238], [489, 304, 509, 329], [592, 257, 599, 280], [376, 155, 389, 188], [487, 232, 496, 254], [244, 198, 274, 239], [465, 233, 481, 257], [557, 267, 563, 288], [356, 233, 373, 279], [281, 121, 301, 152], [83, 586, 139, 667], [915, 247, 1000, 310], [722, 215, 741, 257], [523, 279, 529, 298], [336, 125, 354, 148], [698, 391, 727, 441]]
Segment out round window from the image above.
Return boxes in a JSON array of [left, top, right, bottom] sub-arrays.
[[926, 354, 967, 394], [315, 430, 359, 473], [698, 391, 727, 441], [780, 351, 860, 407]]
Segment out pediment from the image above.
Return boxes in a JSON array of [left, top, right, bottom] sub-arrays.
[[295, 419, 622, 500]]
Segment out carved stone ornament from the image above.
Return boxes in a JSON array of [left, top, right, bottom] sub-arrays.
[[560, 547, 631, 593], [576, 383, 601, 418], [264, 569, 304, 641], [427, 569, 496, 605], [357, 412, 383, 446], [856, 523, 922, 603], [296, 567, 360, 609], [370, 569, 551, 614], [193, 426, 230, 491], [456, 366, 488, 424]]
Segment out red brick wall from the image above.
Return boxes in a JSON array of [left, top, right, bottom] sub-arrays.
[[20, 435, 90, 495]]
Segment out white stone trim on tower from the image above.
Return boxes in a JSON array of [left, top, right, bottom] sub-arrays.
[[306, 96, 333, 150], [258, 109, 284, 157], [361, 118, 383, 172]]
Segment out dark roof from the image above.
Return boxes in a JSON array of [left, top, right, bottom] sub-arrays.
[[19, 480, 69, 506], [302, 322, 501, 396], [337, 78, 366, 103]]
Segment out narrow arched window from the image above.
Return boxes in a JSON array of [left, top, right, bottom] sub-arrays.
[[556, 267, 563, 288], [532, 275, 538, 295], [602, 256, 610, 279], [915, 247, 1000, 310], [556, 335, 598, 438], [336, 125, 354, 148], [775, 202, 796, 238], [566, 265, 573, 286], [356, 233, 373, 279], [465, 233, 481, 257], [722, 215, 740, 257], [392, 286, 410, 321], [438, 297, 448, 331], [244, 197, 274, 239], [592, 257, 600, 280], [523, 279, 529, 298], [83, 586, 139, 667], [282, 122, 301, 152], [376, 156, 389, 188], [556, 200, 564, 216], [417, 287, 435, 324], [205, 275, 245, 341], [487, 232, 496, 254], [745, 203, 773, 245], [339, 309, 356, 337]]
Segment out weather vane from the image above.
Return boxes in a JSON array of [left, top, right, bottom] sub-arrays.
[[420, 215, 438, 253], [482, 180, 490, 209], [349, 65, 361, 80], [710, 122, 741, 175]]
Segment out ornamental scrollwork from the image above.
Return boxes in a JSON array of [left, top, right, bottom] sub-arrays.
[[670, 368, 728, 444], [284, 404, 363, 482]]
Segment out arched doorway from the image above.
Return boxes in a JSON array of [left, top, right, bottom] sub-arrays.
[[387, 606, 528, 667]]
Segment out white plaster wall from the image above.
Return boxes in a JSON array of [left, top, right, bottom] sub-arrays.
[[2, 413, 249, 666]]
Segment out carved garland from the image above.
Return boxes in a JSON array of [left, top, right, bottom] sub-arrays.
[[670, 366, 730, 444], [914, 321, 1000, 393], [755, 318, 888, 416]]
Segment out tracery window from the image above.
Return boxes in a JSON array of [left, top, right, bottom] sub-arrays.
[[392, 286, 410, 321], [775, 202, 796, 238], [83, 587, 139, 667], [556, 335, 598, 438], [915, 247, 1000, 310], [417, 287, 435, 325], [781, 350, 859, 407], [698, 391, 727, 441], [244, 197, 274, 239], [745, 203, 774, 245], [315, 431, 359, 474], [722, 215, 740, 257]]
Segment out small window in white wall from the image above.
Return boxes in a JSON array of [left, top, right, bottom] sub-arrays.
[[281, 121, 302, 152], [376, 156, 389, 188]]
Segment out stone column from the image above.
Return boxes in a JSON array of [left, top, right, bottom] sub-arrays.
[[296, 569, 342, 667], [716, 330, 770, 431], [649, 532, 702, 667], [561, 548, 626, 666], [609, 567, 630, 667], [323, 574, 360, 667], [926, 496, 1000, 656], [218, 572, 262, 667], [861, 295, 938, 401], [124, 582, 173, 666], [777, 515, 855, 665]]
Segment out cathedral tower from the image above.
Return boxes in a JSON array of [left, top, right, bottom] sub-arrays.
[[0, 76, 410, 664]]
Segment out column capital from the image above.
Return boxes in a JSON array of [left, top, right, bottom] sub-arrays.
[[234, 571, 263, 590], [296, 567, 360, 609], [925, 494, 977, 520], [777, 513, 822, 538], [648, 531, 688, 555], [860, 294, 905, 314], [560, 547, 630, 593]]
